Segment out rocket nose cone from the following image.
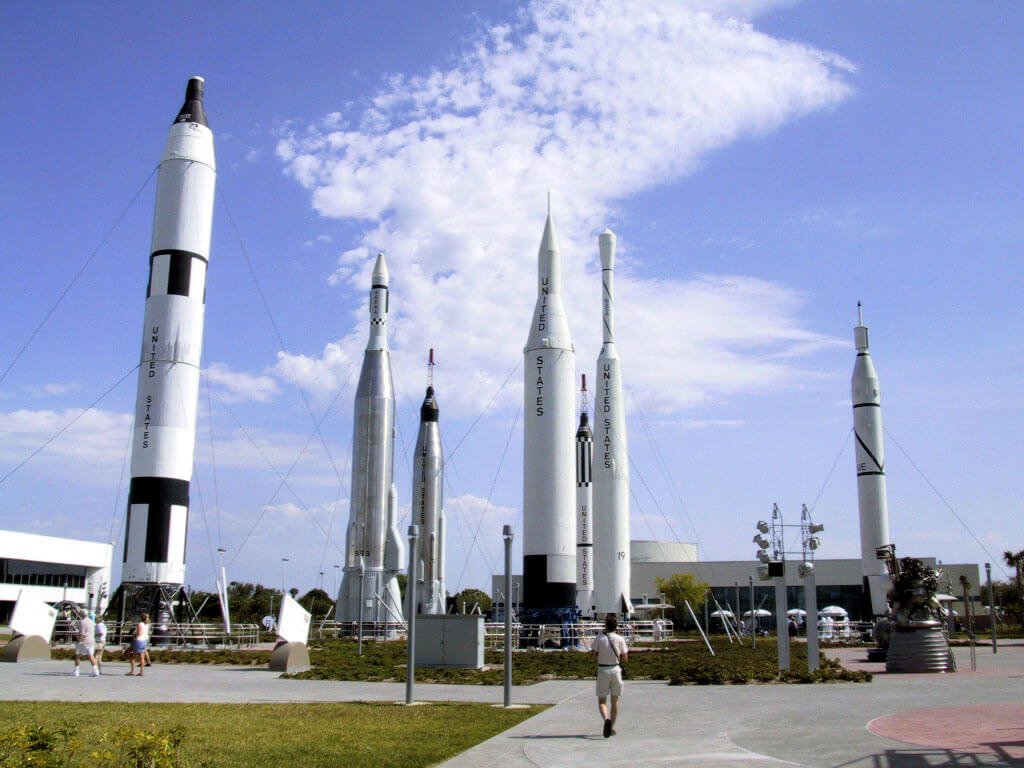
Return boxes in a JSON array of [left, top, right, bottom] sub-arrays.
[[186, 76, 205, 102], [176, 76, 208, 127], [421, 386, 439, 422], [372, 253, 389, 286], [539, 214, 558, 254], [599, 230, 616, 269]]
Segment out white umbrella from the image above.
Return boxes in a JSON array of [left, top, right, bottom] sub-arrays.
[[786, 608, 807, 617], [818, 605, 848, 617], [709, 610, 734, 618], [743, 609, 772, 617]]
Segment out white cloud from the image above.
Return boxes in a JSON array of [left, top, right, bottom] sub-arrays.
[[205, 362, 280, 403], [303, 234, 333, 247], [0, 407, 132, 471], [25, 382, 83, 397], [275, 0, 854, 418]]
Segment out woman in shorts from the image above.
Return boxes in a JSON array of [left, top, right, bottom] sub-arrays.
[[127, 613, 151, 676]]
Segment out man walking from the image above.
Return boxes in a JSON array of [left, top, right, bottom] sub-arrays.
[[71, 610, 99, 677], [590, 614, 628, 738]]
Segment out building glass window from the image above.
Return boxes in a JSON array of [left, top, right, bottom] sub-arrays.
[[0, 558, 86, 589]]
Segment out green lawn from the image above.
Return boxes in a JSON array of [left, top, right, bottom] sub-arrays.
[[0, 702, 543, 768]]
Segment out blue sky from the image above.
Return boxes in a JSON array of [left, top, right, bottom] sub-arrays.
[[2, 1, 1021, 598]]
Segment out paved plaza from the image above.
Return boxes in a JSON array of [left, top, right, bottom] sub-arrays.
[[1, 643, 1021, 767]]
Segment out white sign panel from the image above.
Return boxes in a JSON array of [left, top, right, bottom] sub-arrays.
[[277, 594, 311, 644], [10, 591, 58, 639]]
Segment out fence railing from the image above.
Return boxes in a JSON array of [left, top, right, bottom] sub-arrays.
[[51, 620, 260, 649]]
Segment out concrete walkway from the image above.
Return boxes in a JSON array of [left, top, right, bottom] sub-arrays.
[[2, 644, 1022, 767]]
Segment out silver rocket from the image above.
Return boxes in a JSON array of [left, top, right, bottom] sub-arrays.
[[575, 376, 594, 616], [592, 230, 633, 618], [121, 77, 215, 591], [522, 209, 577, 611], [851, 303, 892, 617], [410, 351, 446, 615], [337, 254, 405, 623]]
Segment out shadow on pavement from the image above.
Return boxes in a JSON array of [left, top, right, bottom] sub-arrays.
[[833, 747, 1024, 767]]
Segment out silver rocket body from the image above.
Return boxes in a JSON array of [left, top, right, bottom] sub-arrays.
[[522, 212, 577, 610], [592, 231, 633, 618], [575, 407, 594, 616], [851, 306, 892, 617], [411, 386, 446, 615], [337, 255, 405, 623], [121, 78, 215, 589]]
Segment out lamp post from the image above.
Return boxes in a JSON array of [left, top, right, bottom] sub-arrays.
[[748, 576, 755, 649], [986, 562, 997, 653], [281, 557, 289, 601], [357, 556, 366, 655], [406, 525, 419, 705], [503, 525, 514, 707], [333, 564, 340, 597], [799, 505, 824, 674]]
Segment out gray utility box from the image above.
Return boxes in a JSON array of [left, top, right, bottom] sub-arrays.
[[415, 615, 485, 669]]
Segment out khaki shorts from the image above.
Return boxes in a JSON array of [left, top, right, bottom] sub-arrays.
[[94, 642, 106, 658], [596, 666, 623, 698]]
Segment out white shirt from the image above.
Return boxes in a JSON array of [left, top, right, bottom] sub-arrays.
[[591, 631, 628, 666], [95, 622, 107, 642]]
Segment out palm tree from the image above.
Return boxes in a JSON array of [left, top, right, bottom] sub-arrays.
[[1003, 550, 1024, 625]]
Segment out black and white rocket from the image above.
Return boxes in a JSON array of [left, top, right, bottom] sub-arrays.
[[337, 254, 405, 623], [851, 303, 892, 617], [410, 350, 446, 615], [575, 376, 594, 616], [121, 78, 215, 591], [592, 230, 633, 617], [522, 208, 577, 611]]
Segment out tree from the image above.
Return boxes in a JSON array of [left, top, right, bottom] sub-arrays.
[[1003, 550, 1024, 623], [452, 588, 492, 615], [226, 582, 278, 624], [655, 574, 710, 629], [298, 588, 332, 618]]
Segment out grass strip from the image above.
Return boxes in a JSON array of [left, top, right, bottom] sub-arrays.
[[0, 701, 543, 768]]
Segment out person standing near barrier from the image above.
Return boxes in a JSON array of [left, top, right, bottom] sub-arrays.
[[590, 614, 628, 738], [93, 615, 107, 674], [127, 613, 151, 676]]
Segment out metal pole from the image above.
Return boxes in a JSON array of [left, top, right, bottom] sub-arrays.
[[281, 557, 289, 599], [503, 525, 513, 707], [775, 575, 789, 673], [357, 557, 365, 655], [703, 590, 709, 636], [406, 525, 419, 705], [986, 562, 997, 653], [805, 568, 819, 673], [735, 581, 740, 631], [749, 576, 756, 649]]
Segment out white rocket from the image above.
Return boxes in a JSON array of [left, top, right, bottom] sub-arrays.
[[411, 350, 446, 615], [575, 375, 594, 616], [337, 254, 405, 623], [121, 77, 215, 591], [851, 303, 892, 617], [522, 208, 577, 611], [592, 230, 633, 618]]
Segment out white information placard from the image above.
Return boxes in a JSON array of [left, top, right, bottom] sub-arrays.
[[10, 591, 58, 639], [277, 594, 311, 644]]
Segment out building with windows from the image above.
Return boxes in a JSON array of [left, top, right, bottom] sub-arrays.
[[0, 530, 113, 624], [633, 553, 982, 625], [492, 540, 982, 624]]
